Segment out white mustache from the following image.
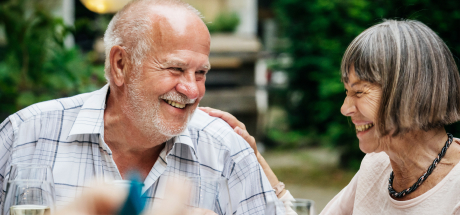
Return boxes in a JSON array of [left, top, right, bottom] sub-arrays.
[[159, 91, 196, 104]]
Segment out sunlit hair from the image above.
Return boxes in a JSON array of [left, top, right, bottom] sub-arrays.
[[341, 19, 460, 136], [103, 0, 203, 81]]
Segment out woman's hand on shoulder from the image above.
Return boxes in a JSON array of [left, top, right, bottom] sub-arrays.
[[199, 107, 285, 198], [199, 107, 258, 155]]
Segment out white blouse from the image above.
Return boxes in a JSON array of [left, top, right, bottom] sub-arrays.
[[321, 152, 460, 215]]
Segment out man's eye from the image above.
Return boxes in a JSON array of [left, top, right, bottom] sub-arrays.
[[170, 67, 183, 72], [196, 70, 206, 74]]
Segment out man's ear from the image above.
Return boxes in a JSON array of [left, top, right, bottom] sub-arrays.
[[109, 46, 129, 87]]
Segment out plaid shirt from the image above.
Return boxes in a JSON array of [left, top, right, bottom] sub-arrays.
[[0, 85, 284, 214]]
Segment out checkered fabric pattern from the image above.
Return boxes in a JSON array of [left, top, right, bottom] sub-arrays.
[[0, 85, 284, 214]]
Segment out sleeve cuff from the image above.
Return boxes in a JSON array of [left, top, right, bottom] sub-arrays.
[[279, 190, 297, 215]]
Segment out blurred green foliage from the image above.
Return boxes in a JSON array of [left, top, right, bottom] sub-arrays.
[[272, 0, 460, 169], [207, 12, 240, 33], [0, 0, 105, 119]]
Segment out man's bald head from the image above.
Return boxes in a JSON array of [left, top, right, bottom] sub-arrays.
[[103, 0, 206, 81]]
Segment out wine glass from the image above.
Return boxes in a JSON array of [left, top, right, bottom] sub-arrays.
[[291, 199, 316, 215], [7, 163, 55, 194], [3, 180, 56, 215], [187, 176, 232, 215]]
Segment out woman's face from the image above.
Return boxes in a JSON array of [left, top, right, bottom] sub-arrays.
[[341, 68, 383, 153]]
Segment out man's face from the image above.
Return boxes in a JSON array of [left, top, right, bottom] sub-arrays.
[[124, 7, 211, 138]]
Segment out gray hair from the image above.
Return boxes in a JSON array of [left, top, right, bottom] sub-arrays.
[[341, 19, 460, 136], [103, 0, 203, 81]]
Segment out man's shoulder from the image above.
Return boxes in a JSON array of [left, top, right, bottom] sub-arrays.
[[10, 90, 95, 125], [188, 109, 234, 134], [187, 109, 254, 159]]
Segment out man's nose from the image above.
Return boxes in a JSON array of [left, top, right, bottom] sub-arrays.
[[341, 97, 356, 116], [176, 73, 199, 100]]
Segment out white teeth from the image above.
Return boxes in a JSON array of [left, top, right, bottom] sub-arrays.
[[356, 123, 374, 132], [164, 100, 186, 109]]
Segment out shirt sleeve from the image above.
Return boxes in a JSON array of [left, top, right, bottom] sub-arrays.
[[451, 200, 460, 215], [320, 171, 358, 215], [279, 190, 297, 215], [0, 118, 14, 205], [227, 152, 285, 215]]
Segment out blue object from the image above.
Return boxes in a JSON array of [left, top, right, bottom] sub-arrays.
[[118, 172, 146, 215]]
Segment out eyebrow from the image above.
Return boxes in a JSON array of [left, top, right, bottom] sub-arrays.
[[201, 64, 211, 71], [162, 59, 211, 71], [162, 59, 187, 68]]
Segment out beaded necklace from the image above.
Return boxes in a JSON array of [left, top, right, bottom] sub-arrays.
[[388, 133, 454, 198]]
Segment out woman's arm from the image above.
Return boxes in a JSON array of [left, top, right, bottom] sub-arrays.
[[320, 172, 358, 215], [199, 107, 358, 215], [198, 107, 285, 197]]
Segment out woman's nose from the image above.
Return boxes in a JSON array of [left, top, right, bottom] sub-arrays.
[[341, 97, 356, 116]]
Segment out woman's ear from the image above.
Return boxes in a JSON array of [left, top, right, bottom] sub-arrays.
[[109, 46, 129, 87]]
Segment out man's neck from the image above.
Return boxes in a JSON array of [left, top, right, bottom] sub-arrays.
[[103, 89, 170, 180]]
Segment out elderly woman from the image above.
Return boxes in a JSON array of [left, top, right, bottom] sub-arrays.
[[200, 19, 460, 214]]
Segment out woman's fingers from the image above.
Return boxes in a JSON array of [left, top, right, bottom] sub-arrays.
[[199, 107, 257, 154], [199, 107, 246, 130], [198, 107, 214, 113]]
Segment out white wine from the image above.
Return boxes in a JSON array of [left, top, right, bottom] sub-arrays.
[[9, 205, 50, 215]]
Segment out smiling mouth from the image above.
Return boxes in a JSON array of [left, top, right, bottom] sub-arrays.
[[355, 123, 374, 132], [163, 99, 186, 109]]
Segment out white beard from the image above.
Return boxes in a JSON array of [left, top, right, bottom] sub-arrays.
[[122, 69, 193, 140]]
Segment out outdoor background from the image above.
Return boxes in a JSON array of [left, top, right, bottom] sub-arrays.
[[1, 0, 460, 212]]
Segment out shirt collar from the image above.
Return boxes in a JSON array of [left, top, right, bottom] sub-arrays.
[[159, 121, 198, 165], [172, 127, 196, 155], [67, 84, 109, 138], [68, 84, 197, 154]]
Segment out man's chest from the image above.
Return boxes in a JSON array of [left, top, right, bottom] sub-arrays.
[[6, 135, 226, 208]]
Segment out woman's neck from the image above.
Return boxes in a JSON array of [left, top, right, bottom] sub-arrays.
[[384, 127, 460, 200]]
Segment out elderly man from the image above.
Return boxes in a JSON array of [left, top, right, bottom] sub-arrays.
[[0, 0, 283, 214]]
